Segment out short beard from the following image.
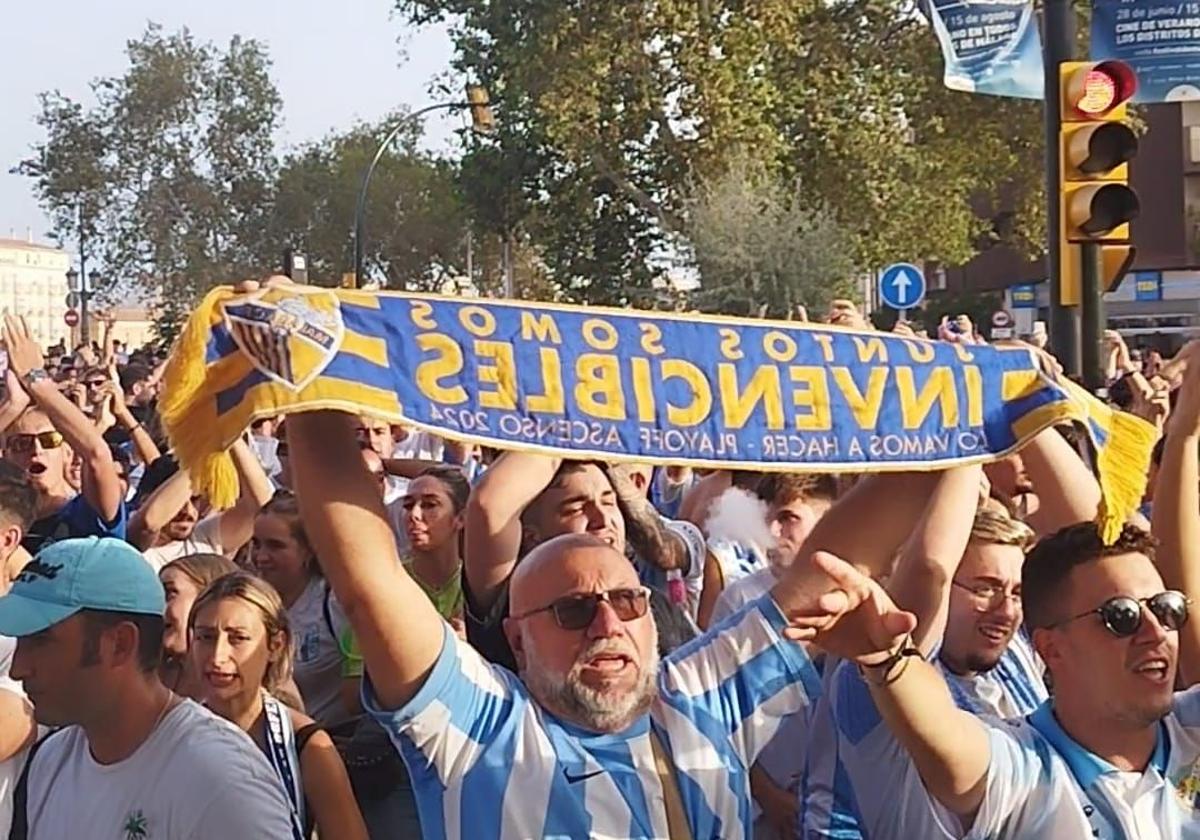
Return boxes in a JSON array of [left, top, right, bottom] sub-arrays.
[[1118, 695, 1174, 729], [962, 649, 1005, 674], [522, 639, 660, 732]]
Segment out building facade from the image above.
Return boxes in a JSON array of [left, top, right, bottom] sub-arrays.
[[0, 238, 71, 349]]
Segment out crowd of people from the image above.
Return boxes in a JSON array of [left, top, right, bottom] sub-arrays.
[[0, 289, 1196, 839]]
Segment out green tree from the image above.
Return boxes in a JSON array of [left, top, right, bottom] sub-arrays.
[[684, 154, 859, 317], [18, 24, 281, 335], [397, 0, 1045, 306], [272, 115, 469, 290]]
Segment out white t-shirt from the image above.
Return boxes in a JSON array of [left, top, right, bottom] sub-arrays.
[[141, 516, 224, 571], [24, 699, 297, 839], [289, 578, 354, 727], [0, 636, 32, 839]]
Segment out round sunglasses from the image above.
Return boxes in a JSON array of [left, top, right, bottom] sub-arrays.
[[1050, 590, 1190, 638], [510, 586, 651, 630]]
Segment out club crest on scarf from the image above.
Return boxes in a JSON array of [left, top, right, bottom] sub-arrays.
[[223, 289, 344, 391]]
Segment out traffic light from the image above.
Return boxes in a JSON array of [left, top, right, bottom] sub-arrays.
[[1059, 61, 1139, 245], [1059, 243, 1136, 306], [466, 85, 495, 134]]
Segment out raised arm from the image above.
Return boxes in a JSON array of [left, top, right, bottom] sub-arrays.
[[127, 467, 192, 550], [1020, 426, 1101, 536], [463, 451, 561, 610], [288, 410, 442, 709], [104, 374, 161, 467], [5, 314, 123, 521], [0, 370, 31, 436], [775, 551, 991, 820], [607, 463, 688, 572], [865, 656, 991, 818], [795, 472, 941, 580], [1152, 342, 1200, 686], [885, 465, 982, 653], [381, 457, 448, 479], [214, 438, 275, 553]]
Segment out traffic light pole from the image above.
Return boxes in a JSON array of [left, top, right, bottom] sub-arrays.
[[1079, 242, 1106, 391], [1043, 0, 1079, 375]]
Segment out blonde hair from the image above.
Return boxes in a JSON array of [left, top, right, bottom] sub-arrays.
[[188, 571, 295, 694], [969, 508, 1034, 549], [159, 553, 237, 591]]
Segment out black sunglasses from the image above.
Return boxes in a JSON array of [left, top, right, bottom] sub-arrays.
[[511, 587, 651, 630], [1052, 591, 1190, 638]]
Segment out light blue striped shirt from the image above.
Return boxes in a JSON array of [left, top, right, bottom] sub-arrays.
[[806, 632, 1047, 839], [364, 594, 820, 840], [972, 688, 1200, 838]]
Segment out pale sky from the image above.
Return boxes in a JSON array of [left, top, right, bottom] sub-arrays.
[[0, 0, 456, 246]]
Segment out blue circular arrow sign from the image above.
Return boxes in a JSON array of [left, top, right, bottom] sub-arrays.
[[879, 263, 926, 311]]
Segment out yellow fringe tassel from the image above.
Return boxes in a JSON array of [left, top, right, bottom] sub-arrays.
[[159, 285, 240, 510], [1095, 408, 1158, 544]]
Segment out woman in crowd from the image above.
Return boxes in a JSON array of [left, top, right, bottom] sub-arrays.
[[158, 552, 238, 698], [252, 491, 357, 728], [189, 571, 368, 839], [399, 465, 469, 627]]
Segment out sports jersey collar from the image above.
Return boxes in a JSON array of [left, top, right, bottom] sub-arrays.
[[1028, 701, 1168, 790], [551, 709, 652, 745]]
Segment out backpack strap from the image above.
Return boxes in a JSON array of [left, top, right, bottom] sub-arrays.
[[649, 728, 693, 840], [9, 731, 54, 840]]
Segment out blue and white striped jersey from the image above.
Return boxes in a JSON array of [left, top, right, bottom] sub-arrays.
[[810, 633, 1047, 839], [364, 594, 820, 840], [970, 688, 1200, 838], [707, 538, 769, 591]]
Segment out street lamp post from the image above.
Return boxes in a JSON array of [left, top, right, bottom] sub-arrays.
[[353, 86, 494, 288], [65, 266, 93, 347]]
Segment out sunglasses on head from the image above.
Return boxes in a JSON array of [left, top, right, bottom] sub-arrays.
[[7, 431, 65, 453], [1052, 591, 1190, 638], [511, 586, 651, 630]]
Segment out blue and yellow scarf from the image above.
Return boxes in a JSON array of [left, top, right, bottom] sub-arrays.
[[161, 285, 1155, 542]]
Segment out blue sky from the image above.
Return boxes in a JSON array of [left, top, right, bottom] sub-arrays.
[[0, 0, 455, 244]]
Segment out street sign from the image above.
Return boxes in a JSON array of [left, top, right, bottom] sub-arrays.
[[1010, 284, 1038, 309], [65, 292, 80, 309], [879, 263, 926, 311], [991, 310, 1014, 340], [64, 309, 80, 327], [1133, 271, 1162, 302]]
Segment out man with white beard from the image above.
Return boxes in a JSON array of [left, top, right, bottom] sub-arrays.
[[284, 407, 897, 839]]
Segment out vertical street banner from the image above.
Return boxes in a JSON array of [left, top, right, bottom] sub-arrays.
[[1092, 0, 1200, 102], [928, 0, 1044, 99]]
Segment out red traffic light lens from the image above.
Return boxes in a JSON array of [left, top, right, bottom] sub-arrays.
[[1068, 61, 1138, 117], [1078, 69, 1118, 114]]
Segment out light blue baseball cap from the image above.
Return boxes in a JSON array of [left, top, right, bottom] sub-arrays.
[[0, 537, 165, 637]]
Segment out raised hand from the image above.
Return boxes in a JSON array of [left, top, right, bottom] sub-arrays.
[[2, 314, 44, 379], [1167, 341, 1200, 440], [0, 369, 30, 416], [777, 552, 917, 665]]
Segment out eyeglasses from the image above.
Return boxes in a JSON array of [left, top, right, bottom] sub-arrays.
[[7, 431, 65, 453], [510, 586, 651, 630], [952, 579, 1021, 611], [84, 379, 107, 389], [1051, 591, 1191, 638]]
